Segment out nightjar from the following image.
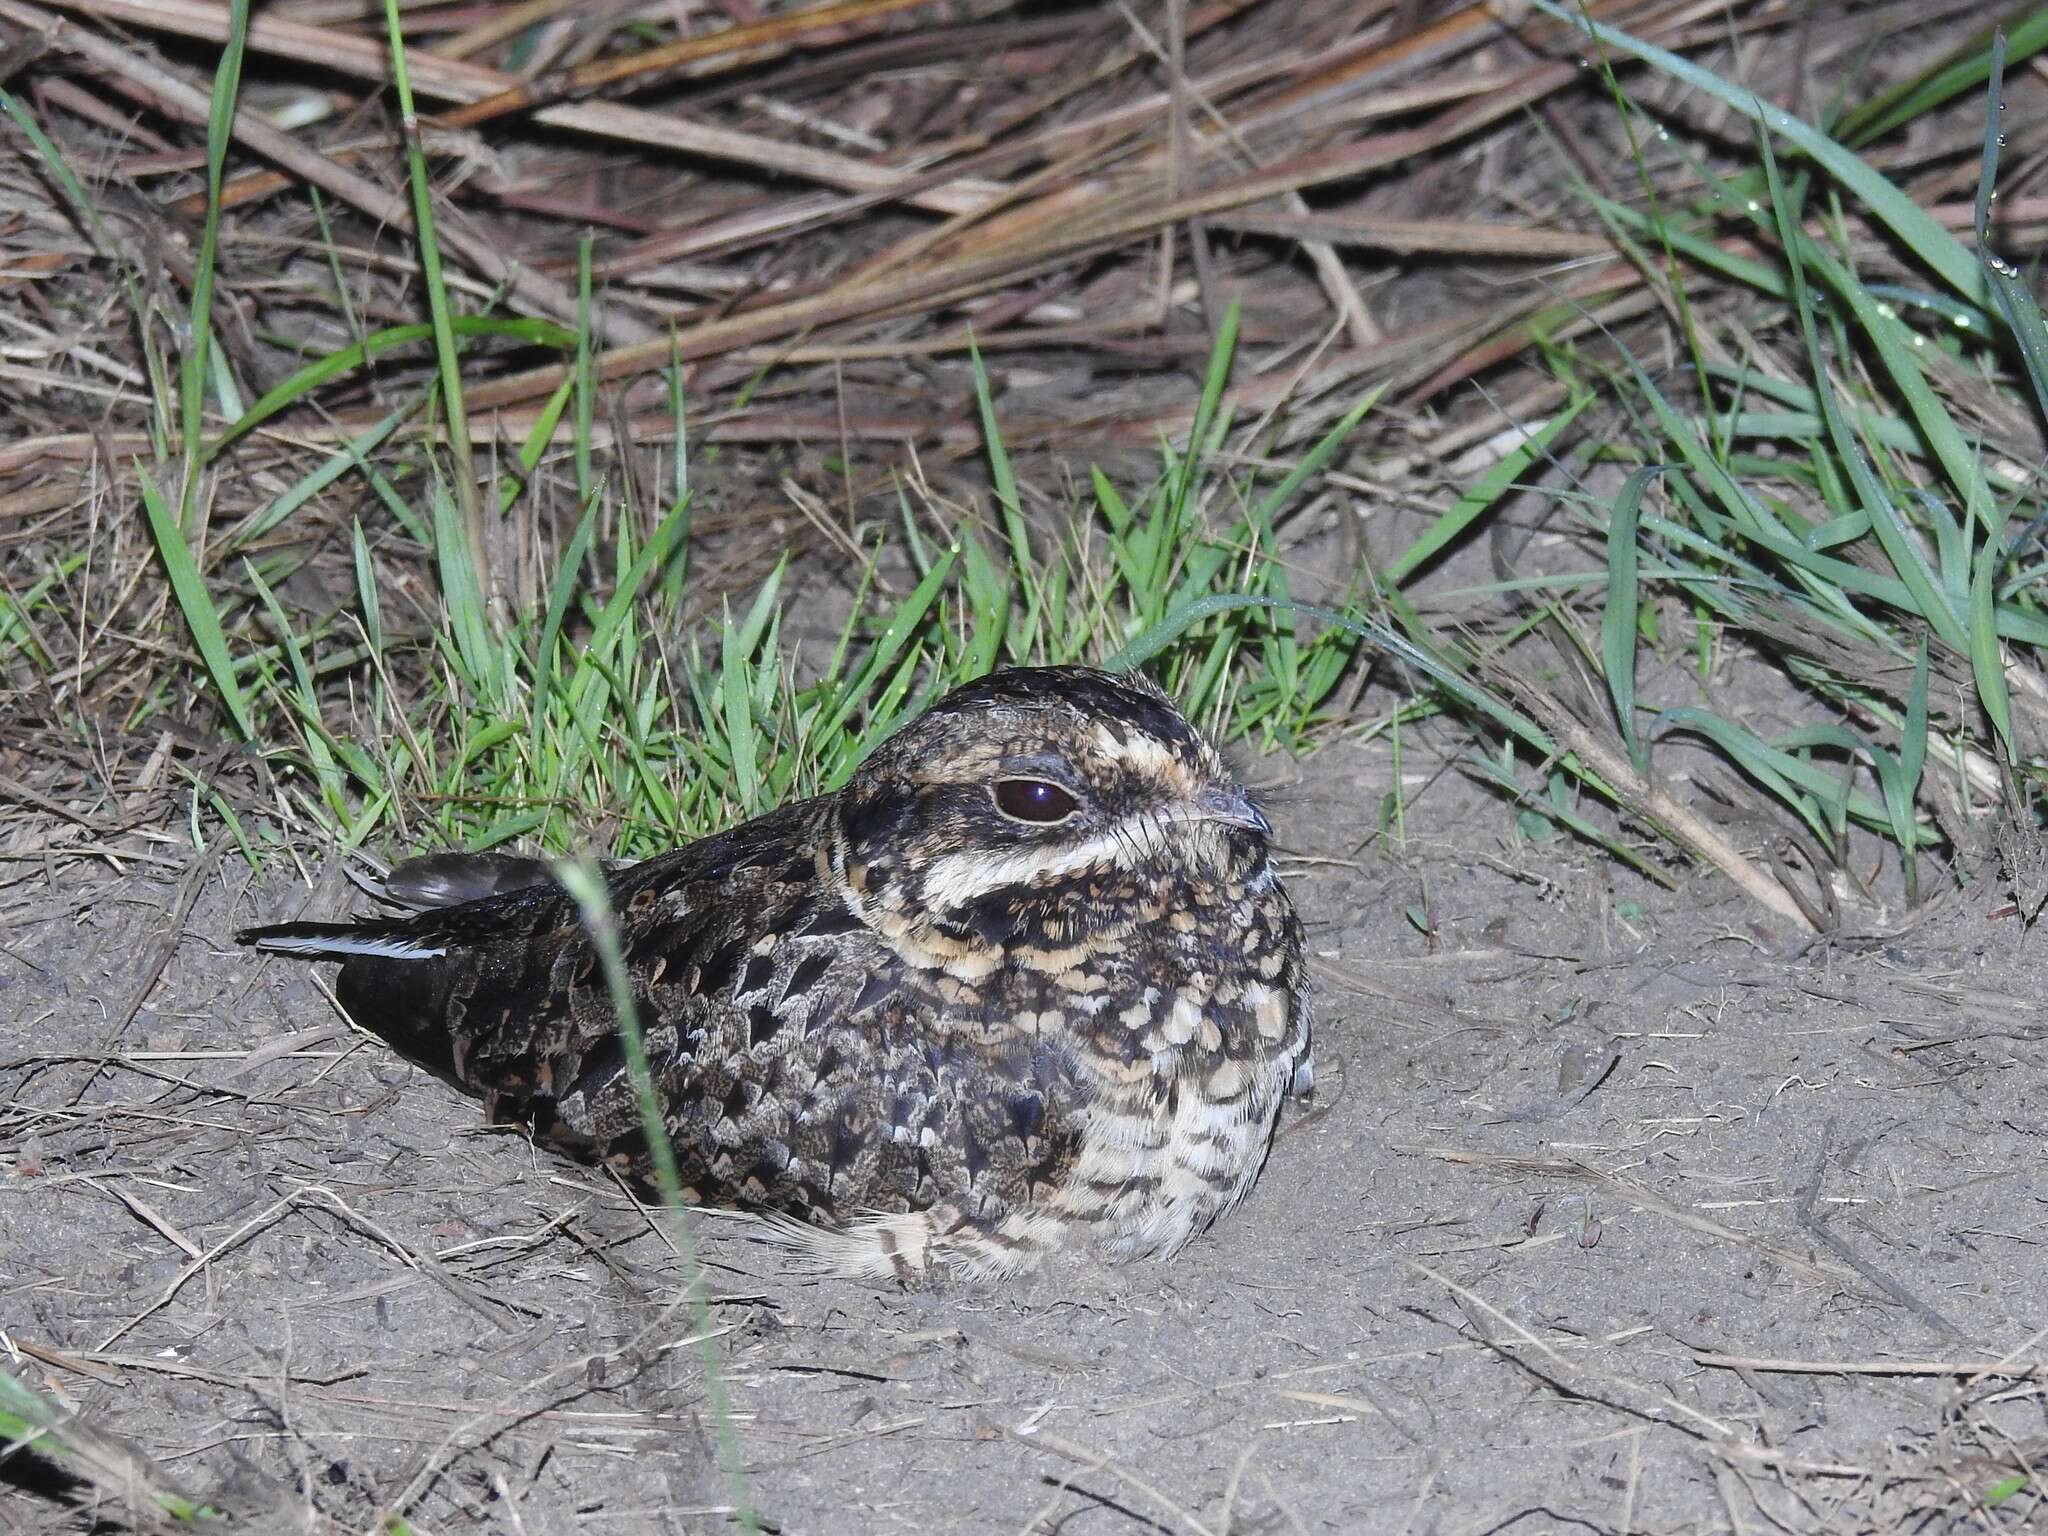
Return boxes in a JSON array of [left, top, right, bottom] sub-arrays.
[[240, 666, 1311, 1278]]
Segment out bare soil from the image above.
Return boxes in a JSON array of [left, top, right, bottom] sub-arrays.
[[5, 738, 2044, 1535]]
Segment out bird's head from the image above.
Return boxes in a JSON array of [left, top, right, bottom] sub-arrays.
[[830, 666, 1273, 964]]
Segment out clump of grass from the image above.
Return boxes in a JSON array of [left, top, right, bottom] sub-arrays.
[[1301, 10, 2048, 923], [0, 0, 1390, 874], [3, 0, 1379, 865], [202, 293, 1379, 865], [27, 0, 2038, 929], [99, 178, 1381, 868]]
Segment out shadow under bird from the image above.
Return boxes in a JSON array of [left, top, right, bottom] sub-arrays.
[[240, 665, 1312, 1277]]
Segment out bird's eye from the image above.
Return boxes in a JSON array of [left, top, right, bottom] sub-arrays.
[[992, 778, 1080, 824]]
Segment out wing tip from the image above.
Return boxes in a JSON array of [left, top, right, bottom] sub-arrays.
[[237, 922, 444, 961]]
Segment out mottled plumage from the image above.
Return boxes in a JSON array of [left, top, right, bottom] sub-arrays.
[[240, 666, 1311, 1277]]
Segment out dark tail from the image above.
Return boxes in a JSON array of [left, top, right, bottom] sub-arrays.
[[239, 919, 469, 1082], [236, 921, 448, 961], [240, 875, 569, 1092]]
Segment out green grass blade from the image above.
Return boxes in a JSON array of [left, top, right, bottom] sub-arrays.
[[1652, 706, 1906, 836], [226, 410, 404, 553], [210, 316, 572, 461], [552, 862, 759, 1535], [1901, 639, 1930, 899], [813, 550, 956, 744], [1972, 520, 2015, 758], [955, 527, 1010, 677], [139, 469, 255, 739], [1585, 189, 1791, 299], [0, 86, 116, 250], [719, 567, 787, 816], [1760, 135, 1970, 655], [0, 1366, 228, 1525], [536, 491, 603, 685], [1176, 301, 1240, 522], [498, 376, 577, 516], [1383, 398, 1590, 585], [1250, 386, 1385, 526], [1109, 593, 1568, 769], [967, 336, 1039, 650], [604, 496, 693, 651], [1601, 466, 1662, 769], [180, 0, 249, 518], [1835, 8, 2048, 146], [245, 561, 348, 819], [575, 236, 596, 503], [1976, 31, 2048, 442], [383, 0, 485, 599], [1460, 750, 1671, 883], [661, 357, 694, 602], [430, 481, 499, 695], [1530, 0, 1990, 309], [1679, 139, 1994, 547], [350, 519, 384, 657]]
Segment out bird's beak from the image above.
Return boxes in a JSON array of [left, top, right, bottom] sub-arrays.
[[1190, 784, 1272, 837]]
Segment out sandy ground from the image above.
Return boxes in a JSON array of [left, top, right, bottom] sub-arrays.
[[3, 738, 2044, 1535]]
